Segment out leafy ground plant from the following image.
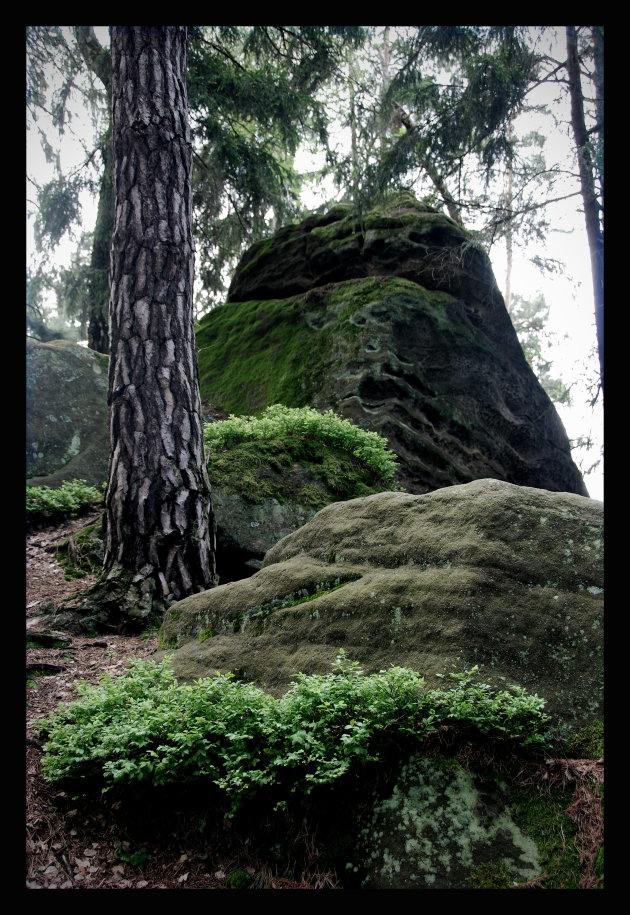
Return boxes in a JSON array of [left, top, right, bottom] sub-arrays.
[[26, 479, 105, 525], [38, 655, 551, 813]]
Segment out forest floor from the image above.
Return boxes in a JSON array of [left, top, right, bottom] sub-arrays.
[[26, 513, 331, 890]]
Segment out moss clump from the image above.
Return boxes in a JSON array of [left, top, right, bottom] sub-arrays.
[[509, 782, 581, 888], [198, 626, 215, 643], [563, 721, 604, 759], [196, 295, 328, 414], [469, 861, 514, 889], [56, 521, 104, 579], [205, 405, 400, 506]]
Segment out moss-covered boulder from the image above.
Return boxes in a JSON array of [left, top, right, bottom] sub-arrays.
[[206, 405, 400, 581], [159, 479, 603, 733], [26, 339, 110, 489], [197, 192, 586, 496]]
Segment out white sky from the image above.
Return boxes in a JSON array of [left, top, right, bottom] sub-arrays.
[[26, 26, 603, 500]]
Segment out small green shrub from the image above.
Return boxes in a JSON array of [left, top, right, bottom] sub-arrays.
[[38, 656, 551, 814], [26, 479, 105, 525], [225, 869, 252, 889]]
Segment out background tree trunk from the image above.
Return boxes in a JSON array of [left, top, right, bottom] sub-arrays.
[[99, 25, 217, 628], [74, 26, 113, 354], [565, 26, 604, 392]]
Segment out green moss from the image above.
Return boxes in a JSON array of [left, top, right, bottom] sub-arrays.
[[225, 869, 252, 889], [510, 782, 581, 888], [233, 577, 361, 635], [196, 295, 326, 414], [56, 521, 103, 579], [198, 626, 215, 643], [469, 861, 514, 889], [158, 632, 177, 651], [563, 721, 604, 758], [194, 276, 453, 418]]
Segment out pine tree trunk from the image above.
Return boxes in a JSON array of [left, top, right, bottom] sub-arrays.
[[504, 123, 514, 314], [95, 26, 217, 629]]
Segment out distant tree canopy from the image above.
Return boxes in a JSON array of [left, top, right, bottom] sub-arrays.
[[26, 25, 367, 338], [27, 25, 602, 399]]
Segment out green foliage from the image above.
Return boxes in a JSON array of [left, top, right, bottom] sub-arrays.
[[204, 404, 399, 487], [115, 844, 151, 868], [188, 26, 366, 311], [432, 666, 550, 746], [225, 869, 252, 889], [510, 293, 571, 406], [39, 656, 551, 814], [26, 479, 105, 525]]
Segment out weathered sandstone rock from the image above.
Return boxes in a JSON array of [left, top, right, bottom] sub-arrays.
[[197, 192, 587, 496], [159, 478, 603, 731]]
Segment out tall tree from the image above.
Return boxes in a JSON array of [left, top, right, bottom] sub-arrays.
[[188, 25, 365, 311], [565, 26, 604, 393], [81, 25, 217, 631]]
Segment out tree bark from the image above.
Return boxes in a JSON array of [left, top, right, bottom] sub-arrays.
[[94, 26, 217, 629], [565, 26, 604, 392]]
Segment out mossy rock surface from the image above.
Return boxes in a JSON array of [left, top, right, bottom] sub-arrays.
[[343, 752, 583, 889], [207, 422, 397, 581], [159, 478, 603, 734], [197, 193, 586, 496]]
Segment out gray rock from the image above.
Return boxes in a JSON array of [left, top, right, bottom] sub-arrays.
[[212, 485, 317, 582], [26, 339, 110, 488]]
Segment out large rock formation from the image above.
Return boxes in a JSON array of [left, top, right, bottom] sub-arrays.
[[159, 479, 603, 731], [197, 192, 587, 496], [26, 339, 110, 488], [157, 480, 604, 881]]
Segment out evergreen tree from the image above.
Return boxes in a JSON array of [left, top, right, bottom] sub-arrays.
[[509, 293, 571, 405], [27, 26, 366, 325], [187, 26, 365, 312], [27, 27, 111, 350]]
